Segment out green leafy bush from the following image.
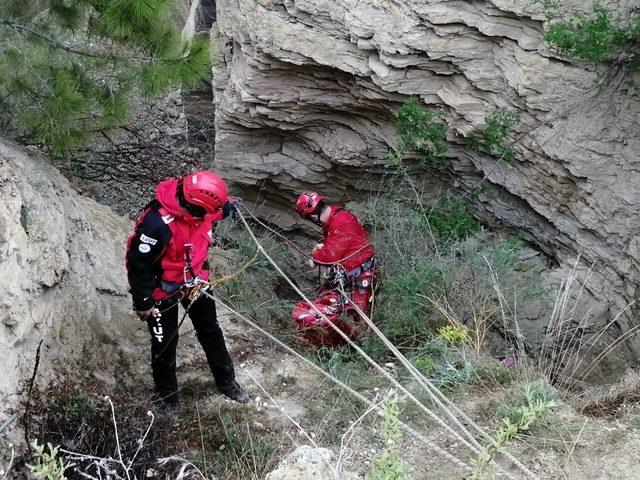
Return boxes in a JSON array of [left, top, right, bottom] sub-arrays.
[[471, 381, 557, 479], [425, 196, 482, 242], [368, 194, 540, 358], [545, 4, 640, 67], [45, 392, 105, 425], [468, 109, 520, 162], [394, 98, 448, 163], [0, 0, 212, 154], [494, 380, 559, 423], [27, 441, 75, 480]]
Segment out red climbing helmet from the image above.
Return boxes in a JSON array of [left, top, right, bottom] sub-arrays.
[[182, 171, 228, 214], [296, 192, 324, 218]]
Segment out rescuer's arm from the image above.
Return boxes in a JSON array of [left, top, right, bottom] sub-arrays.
[[311, 216, 352, 265], [126, 210, 170, 313]]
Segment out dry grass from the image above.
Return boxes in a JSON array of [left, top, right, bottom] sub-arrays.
[[536, 257, 638, 391], [14, 380, 282, 480], [579, 372, 640, 418], [426, 293, 499, 355]]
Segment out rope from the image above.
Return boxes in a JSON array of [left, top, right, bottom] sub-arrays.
[[240, 205, 309, 257], [202, 290, 474, 474], [234, 211, 488, 459], [241, 204, 374, 267], [209, 249, 261, 288], [150, 250, 261, 364], [338, 286, 537, 480], [234, 209, 541, 479]]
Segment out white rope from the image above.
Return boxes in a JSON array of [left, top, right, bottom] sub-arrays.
[[234, 209, 543, 479], [203, 290, 474, 473], [339, 287, 538, 480], [235, 211, 486, 458]]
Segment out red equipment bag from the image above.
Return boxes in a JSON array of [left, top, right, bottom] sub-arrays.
[[291, 291, 360, 347]]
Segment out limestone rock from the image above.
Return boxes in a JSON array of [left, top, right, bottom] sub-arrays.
[[212, 0, 640, 354], [0, 140, 145, 403], [265, 446, 358, 480]]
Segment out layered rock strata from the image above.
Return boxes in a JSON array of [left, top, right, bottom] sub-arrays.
[[212, 0, 640, 353]]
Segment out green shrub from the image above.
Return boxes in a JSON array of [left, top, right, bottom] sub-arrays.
[[394, 98, 449, 163], [360, 190, 545, 374], [365, 391, 411, 480], [545, 4, 640, 67], [472, 363, 522, 388], [45, 392, 105, 425], [494, 380, 558, 423], [471, 381, 557, 479], [468, 109, 520, 162], [424, 196, 482, 242], [27, 441, 75, 480], [438, 324, 471, 345]]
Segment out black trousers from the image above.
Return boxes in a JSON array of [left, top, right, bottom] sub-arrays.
[[146, 291, 235, 405]]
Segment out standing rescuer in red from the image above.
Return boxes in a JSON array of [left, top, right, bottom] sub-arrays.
[[292, 191, 377, 345], [125, 170, 249, 412]]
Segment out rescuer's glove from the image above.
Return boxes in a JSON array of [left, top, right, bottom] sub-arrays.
[[222, 196, 243, 220], [136, 307, 160, 321]]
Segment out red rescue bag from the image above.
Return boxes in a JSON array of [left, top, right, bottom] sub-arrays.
[[291, 291, 360, 347]]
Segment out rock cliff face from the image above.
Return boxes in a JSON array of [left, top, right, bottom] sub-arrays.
[[212, 0, 640, 346], [0, 141, 145, 404]]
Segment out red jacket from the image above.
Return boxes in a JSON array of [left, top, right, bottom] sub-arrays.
[[126, 179, 223, 309], [312, 206, 374, 271]]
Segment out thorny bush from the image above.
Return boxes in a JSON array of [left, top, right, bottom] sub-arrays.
[[18, 381, 282, 480]]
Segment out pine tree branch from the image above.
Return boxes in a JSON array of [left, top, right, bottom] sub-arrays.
[[0, 19, 155, 62], [1, 19, 106, 58]]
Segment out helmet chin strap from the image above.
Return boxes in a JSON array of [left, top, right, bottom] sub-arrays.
[[306, 212, 323, 226]]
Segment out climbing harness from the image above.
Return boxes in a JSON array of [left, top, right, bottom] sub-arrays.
[[290, 254, 379, 346], [150, 247, 261, 363], [183, 243, 197, 287]]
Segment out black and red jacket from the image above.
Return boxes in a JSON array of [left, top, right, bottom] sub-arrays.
[[312, 206, 374, 271], [126, 179, 228, 310]]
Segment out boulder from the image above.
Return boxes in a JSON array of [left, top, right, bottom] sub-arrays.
[[265, 446, 358, 480]]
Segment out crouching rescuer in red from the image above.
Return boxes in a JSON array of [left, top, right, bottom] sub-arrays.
[[125, 170, 249, 410], [292, 191, 378, 346]]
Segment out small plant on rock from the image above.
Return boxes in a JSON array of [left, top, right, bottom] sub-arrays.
[[468, 109, 521, 162], [394, 98, 449, 164], [545, 4, 640, 68]]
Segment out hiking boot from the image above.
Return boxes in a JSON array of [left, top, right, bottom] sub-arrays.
[[150, 392, 178, 420], [154, 400, 178, 422], [218, 380, 250, 403]]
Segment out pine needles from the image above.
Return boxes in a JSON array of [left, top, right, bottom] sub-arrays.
[[0, 0, 213, 154]]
